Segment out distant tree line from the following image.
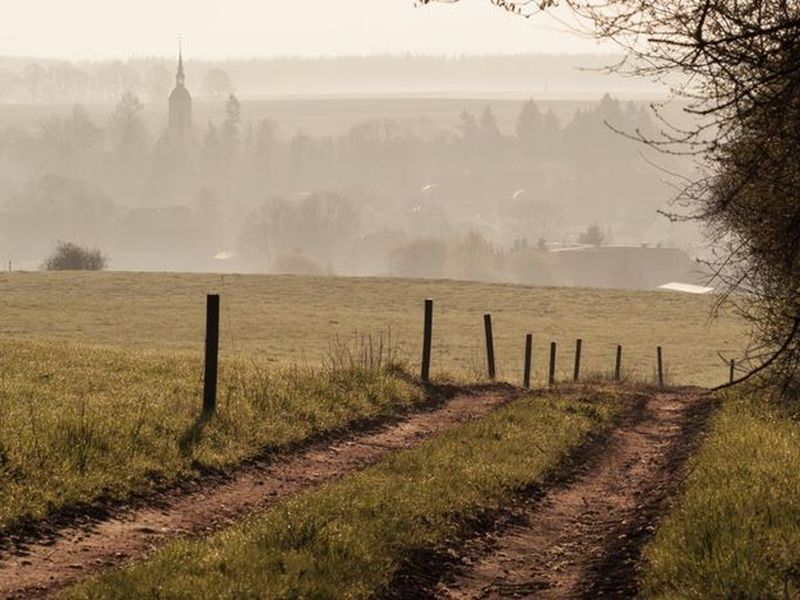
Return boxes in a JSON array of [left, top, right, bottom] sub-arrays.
[[0, 91, 682, 274], [0, 60, 234, 103]]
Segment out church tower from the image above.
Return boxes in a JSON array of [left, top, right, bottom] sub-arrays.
[[167, 45, 193, 141], [153, 42, 197, 205]]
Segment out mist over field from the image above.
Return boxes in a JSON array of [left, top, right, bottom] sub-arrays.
[[0, 52, 704, 289], [7, 2, 800, 597]]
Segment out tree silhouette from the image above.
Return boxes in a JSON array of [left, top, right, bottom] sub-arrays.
[[202, 68, 234, 99], [221, 94, 242, 164]]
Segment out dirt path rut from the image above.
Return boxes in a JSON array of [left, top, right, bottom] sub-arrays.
[[0, 387, 520, 599], [428, 390, 712, 599]]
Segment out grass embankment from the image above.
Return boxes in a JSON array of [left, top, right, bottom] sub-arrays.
[[0, 340, 423, 531], [643, 393, 800, 598], [0, 271, 746, 386], [67, 388, 625, 599]]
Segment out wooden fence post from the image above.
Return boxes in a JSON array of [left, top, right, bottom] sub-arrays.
[[573, 338, 582, 382], [421, 299, 433, 382], [203, 294, 220, 415], [549, 342, 557, 386], [657, 346, 664, 389], [729, 359, 735, 384], [523, 334, 533, 389], [615, 345, 623, 382], [484, 314, 496, 380]]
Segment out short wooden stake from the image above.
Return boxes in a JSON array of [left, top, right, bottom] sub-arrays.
[[484, 314, 496, 380], [729, 359, 735, 384], [203, 294, 220, 415], [549, 342, 557, 386], [523, 334, 533, 389], [573, 338, 582, 382], [614, 345, 623, 382], [421, 299, 433, 382], [657, 346, 664, 389]]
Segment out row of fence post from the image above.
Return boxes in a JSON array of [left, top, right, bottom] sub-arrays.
[[201, 295, 740, 415], [420, 299, 672, 388]]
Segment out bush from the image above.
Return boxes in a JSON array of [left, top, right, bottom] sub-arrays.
[[578, 223, 607, 246], [43, 242, 108, 271]]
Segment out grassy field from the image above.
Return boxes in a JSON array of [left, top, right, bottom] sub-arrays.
[[66, 388, 624, 599], [642, 392, 800, 598], [0, 272, 746, 387], [0, 339, 422, 531]]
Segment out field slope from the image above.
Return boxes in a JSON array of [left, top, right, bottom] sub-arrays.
[[0, 272, 746, 386]]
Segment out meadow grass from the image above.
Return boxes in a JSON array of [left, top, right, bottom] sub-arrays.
[[642, 392, 800, 598], [0, 271, 747, 386], [65, 388, 624, 599], [0, 339, 422, 531]]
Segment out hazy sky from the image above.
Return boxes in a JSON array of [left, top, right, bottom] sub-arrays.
[[1, 1, 608, 60]]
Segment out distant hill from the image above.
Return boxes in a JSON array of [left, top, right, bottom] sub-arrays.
[[0, 54, 665, 101]]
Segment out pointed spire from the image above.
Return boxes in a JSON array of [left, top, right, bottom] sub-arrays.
[[176, 38, 185, 86]]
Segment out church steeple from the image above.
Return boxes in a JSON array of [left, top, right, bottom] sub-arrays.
[[167, 40, 193, 141], [176, 41, 185, 86], [155, 38, 196, 196]]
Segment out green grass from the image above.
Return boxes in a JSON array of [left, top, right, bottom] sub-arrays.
[[642, 392, 800, 598], [0, 272, 746, 386], [0, 339, 423, 531], [66, 388, 624, 599]]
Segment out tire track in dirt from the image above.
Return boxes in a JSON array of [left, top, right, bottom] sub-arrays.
[[392, 388, 713, 599], [0, 385, 522, 599]]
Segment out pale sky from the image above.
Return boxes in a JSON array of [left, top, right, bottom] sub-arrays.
[[1, 1, 608, 60]]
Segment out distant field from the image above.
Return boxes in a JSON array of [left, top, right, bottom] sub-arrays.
[[0, 272, 746, 387]]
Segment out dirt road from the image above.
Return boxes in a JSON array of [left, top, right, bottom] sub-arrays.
[[389, 390, 712, 599], [0, 385, 520, 599]]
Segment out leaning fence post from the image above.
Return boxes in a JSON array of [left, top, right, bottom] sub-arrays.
[[615, 345, 623, 382], [549, 342, 557, 386], [657, 346, 664, 389], [729, 359, 735, 384], [523, 333, 533, 389], [484, 314, 496, 380], [421, 299, 433, 382], [203, 294, 220, 415], [573, 338, 582, 382]]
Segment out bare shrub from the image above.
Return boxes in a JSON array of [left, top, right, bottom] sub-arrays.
[[325, 330, 405, 373], [43, 241, 108, 271]]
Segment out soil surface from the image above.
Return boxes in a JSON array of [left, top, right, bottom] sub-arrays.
[[0, 386, 520, 599], [390, 389, 713, 599]]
